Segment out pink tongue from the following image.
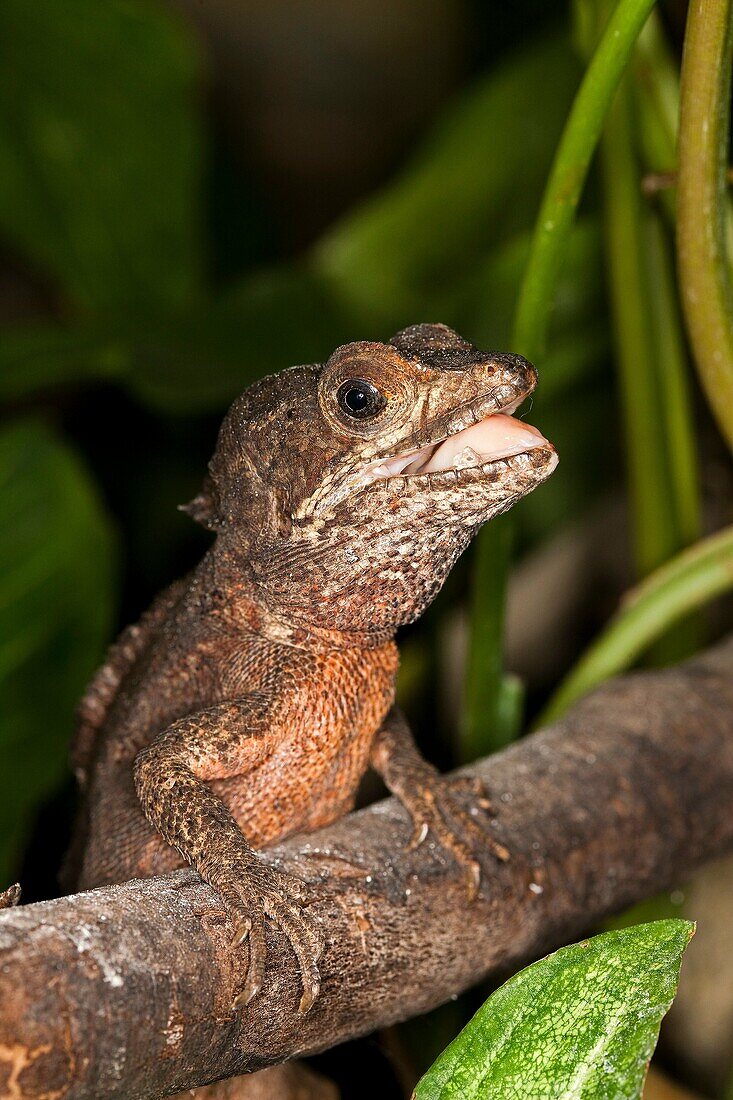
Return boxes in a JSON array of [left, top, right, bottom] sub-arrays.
[[422, 413, 548, 474]]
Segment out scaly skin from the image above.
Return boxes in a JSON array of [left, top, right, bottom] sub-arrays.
[[72, 324, 556, 1090]]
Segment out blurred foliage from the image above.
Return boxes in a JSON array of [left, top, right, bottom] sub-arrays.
[[0, 420, 115, 875], [540, 522, 733, 725], [315, 36, 581, 330], [0, 0, 202, 317]]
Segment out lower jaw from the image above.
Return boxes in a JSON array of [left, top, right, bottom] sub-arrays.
[[383, 445, 557, 491]]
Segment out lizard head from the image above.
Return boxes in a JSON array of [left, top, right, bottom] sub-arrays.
[[191, 323, 558, 638]]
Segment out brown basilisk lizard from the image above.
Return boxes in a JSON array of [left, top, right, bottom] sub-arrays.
[[71, 323, 557, 1097]]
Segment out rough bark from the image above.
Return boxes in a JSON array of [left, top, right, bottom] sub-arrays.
[[2, 640, 733, 1100]]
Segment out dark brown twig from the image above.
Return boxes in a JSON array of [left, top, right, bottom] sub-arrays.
[[2, 639, 733, 1099]]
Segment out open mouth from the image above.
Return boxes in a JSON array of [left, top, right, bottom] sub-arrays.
[[361, 395, 555, 487]]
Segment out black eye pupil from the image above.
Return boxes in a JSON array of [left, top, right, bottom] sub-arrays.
[[346, 387, 368, 412], [337, 378, 385, 420]]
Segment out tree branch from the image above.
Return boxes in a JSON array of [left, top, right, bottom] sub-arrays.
[[3, 640, 733, 1099]]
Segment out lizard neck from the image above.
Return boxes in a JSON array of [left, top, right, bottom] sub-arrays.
[[200, 546, 396, 652], [236, 591, 396, 651]]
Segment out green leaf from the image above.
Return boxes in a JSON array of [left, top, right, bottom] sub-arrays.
[[0, 266, 355, 415], [0, 420, 117, 879], [0, 0, 202, 317], [414, 920, 694, 1100], [0, 323, 129, 402], [314, 35, 581, 329], [128, 265, 357, 413]]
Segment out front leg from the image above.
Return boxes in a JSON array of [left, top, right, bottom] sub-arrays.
[[133, 694, 323, 1014], [369, 707, 509, 898]]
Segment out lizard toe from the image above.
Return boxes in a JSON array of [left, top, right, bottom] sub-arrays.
[[447, 773, 494, 812], [265, 896, 323, 1016], [399, 774, 511, 899], [231, 906, 267, 1010]]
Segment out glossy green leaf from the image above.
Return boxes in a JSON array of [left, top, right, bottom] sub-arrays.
[[414, 921, 693, 1100], [0, 421, 117, 879], [0, 0, 202, 316]]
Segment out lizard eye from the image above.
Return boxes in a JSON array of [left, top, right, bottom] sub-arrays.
[[336, 379, 386, 420]]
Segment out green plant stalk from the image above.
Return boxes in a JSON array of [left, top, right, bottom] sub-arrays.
[[677, 0, 733, 455], [464, 0, 658, 756], [461, 517, 518, 759], [645, 213, 701, 552], [634, 13, 680, 225], [623, 12, 706, 555], [608, 9, 702, 661], [538, 524, 733, 725], [512, 0, 657, 361], [601, 83, 679, 577], [635, 12, 733, 261]]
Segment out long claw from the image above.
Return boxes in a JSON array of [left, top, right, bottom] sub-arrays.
[[224, 866, 324, 1015], [269, 900, 323, 1014], [231, 917, 252, 948], [233, 974, 261, 1009], [298, 979, 320, 1016], [490, 839, 510, 862], [396, 772, 511, 901], [407, 820, 429, 850], [466, 859, 481, 902]]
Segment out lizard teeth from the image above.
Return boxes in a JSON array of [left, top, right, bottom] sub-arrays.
[[352, 404, 551, 496], [368, 444, 435, 480], [420, 414, 547, 474], [453, 446, 481, 470]]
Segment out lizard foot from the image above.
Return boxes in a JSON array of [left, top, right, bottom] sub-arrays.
[[400, 772, 509, 900], [218, 861, 325, 1015], [0, 883, 21, 909]]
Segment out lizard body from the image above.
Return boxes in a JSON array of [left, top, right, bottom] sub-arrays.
[[73, 324, 556, 1088]]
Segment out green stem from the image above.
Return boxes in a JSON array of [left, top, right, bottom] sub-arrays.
[[512, 0, 657, 359], [461, 518, 521, 759], [538, 524, 733, 725], [634, 12, 680, 225], [677, 0, 733, 455], [645, 214, 701, 551], [601, 83, 677, 576], [464, 0, 660, 756], [605, 8, 702, 663]]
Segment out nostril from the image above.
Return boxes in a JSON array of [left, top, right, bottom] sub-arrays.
[[497, 353, 538, 388]]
